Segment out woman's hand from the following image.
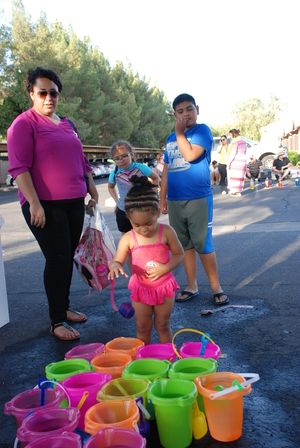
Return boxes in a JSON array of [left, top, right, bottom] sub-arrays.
[[144, 261, 166, 282], [108, 261, 128, 280], [86, 198, 97, 214], [30, 201, 46, 228]]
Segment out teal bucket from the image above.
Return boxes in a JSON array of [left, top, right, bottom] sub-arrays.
[[147, 378, 198, 448], [168, 357, 218, 416]]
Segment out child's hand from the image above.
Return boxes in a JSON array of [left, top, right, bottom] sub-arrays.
[[144, 261, 166, 282], [108, 262, 128, 280], [175, 118, 187, 134]]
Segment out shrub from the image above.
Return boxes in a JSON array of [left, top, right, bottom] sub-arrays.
[[288, 151, 300, 166]]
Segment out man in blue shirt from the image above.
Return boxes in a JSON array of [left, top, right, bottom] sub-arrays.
[[160, 94, 228, 305]]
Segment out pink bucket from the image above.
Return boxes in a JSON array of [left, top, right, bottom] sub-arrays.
[[26, 433, 81, 448], [83, 426, 146, 448], [17, 407, 80, 447], [61, 372, 112, 431], [136, 343, 177, 363], [65, 343, 105, 362], [4, 388, 63, 429], [179, 341, 221, 360]]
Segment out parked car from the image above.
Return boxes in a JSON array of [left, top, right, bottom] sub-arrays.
[[211, 136, 285, 169], [6, 173, 16, 187], [89, 158, 115, 176], [89, 161, 106, 178], [136, 157, 158, 168]]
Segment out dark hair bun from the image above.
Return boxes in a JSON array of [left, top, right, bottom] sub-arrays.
[[130, 175, 153, 188]]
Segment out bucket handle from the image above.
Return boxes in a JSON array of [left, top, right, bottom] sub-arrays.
[[172, 328, 216, 359], [35, 380, 71, 407], [208, 373, 260, 400]]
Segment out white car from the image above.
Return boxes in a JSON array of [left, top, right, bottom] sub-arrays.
[[6, 174, 16, 186], [89, 162, 106, 178]]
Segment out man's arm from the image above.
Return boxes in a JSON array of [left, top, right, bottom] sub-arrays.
[[175, 119, 205, 162]]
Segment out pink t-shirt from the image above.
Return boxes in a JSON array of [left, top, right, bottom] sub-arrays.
[[7, 109, 92, 205]]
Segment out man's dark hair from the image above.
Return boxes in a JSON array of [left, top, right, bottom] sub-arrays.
[[173, 94, 196, 111], [26, 67, 63, 93]]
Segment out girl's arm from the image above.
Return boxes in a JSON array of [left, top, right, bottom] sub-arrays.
[[108, 233, 131, 280], [149, 170, 160, 191], [160, 164, 168, 214], [145, 225, 184, 281]]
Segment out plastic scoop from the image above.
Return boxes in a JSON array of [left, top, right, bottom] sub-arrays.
[[136, 396, 150, 438], [199, 333, 210, 356], [38, 378, 49, 406], [192, 399, 207, 439], [77, 391, 89, 410], [209, 373, 260, 400]]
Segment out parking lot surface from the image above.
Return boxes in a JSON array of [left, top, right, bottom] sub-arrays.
[[1, 177, 300, 447]]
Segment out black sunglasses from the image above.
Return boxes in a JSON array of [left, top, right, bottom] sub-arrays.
[[34, 89, 59, 99], [220, 138, 227, 142]]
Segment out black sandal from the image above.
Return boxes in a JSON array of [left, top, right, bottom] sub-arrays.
[[213, 292, 229, 306], [50, 322, 80, 341]]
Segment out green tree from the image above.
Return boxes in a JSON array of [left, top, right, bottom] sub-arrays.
[[228, 94, 284, 141], [0, 0, 175, 147]]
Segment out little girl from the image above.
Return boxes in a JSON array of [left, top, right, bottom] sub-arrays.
[[108, 175, 184, 344], [108, 141, 160, 236]]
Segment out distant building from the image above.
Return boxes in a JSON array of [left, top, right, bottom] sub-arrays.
[[260, 119, 300, 152]]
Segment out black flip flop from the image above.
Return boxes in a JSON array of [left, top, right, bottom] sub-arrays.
[[213, 292, 229, 306], [175, 291, 199, 303]]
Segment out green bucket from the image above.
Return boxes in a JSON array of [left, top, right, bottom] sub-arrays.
[[97, 377, 153, 419], [45, 359, 92, 383], [168, 357, 217, 416], [122, 358, 171, 382], [45, 358, 92, 407], [147, 378, 198, 448]]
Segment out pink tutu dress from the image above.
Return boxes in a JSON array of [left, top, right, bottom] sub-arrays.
[[128, 224, 180, 305]]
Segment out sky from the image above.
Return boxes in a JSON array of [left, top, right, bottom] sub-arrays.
[[1, 0, 299, 126]]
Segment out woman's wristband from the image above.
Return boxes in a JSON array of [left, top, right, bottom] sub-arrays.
[[89, 198, 97, 203]]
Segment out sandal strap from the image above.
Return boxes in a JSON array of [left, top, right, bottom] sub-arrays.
[[52, 322, 76, 333], [67, 308, 83, 317]]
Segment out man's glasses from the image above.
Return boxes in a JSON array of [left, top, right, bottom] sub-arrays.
[[113, 153, 131, 162], [34, 90, 59, 99]]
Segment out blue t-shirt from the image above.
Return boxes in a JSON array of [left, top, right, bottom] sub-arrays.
[[164, 124, 213, 200], [108, 162, 152, 211]]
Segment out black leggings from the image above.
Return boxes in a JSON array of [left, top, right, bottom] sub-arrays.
[[218, 163, 227, 192], [22, 198, 85, 326]]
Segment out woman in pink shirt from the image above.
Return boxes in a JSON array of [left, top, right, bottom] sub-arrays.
[[7, 67, 98, 341]]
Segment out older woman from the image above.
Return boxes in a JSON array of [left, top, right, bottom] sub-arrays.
[[7, 67, 98, 341]]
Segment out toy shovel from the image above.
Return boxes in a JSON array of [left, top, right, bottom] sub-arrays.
[[192, 399, 207, 440]]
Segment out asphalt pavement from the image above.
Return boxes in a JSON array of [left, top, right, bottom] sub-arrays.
[[1, 176, 300, 448]]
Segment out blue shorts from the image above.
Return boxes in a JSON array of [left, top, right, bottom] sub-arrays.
[[168, 196, 214, 254]]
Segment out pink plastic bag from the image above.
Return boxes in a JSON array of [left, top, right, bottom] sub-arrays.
[[74, 204, 116, 292]]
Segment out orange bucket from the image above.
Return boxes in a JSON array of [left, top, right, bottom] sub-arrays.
[[90, 352, 132, 379], [195, 372, 252, 442], [105, 337, 144, 360], [84, 399, 139, 435]]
